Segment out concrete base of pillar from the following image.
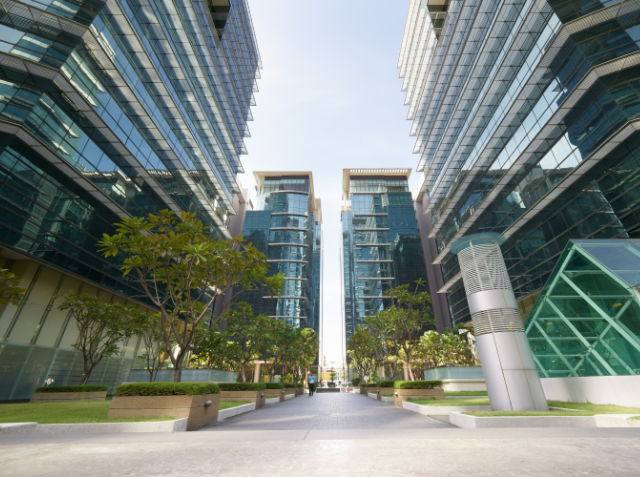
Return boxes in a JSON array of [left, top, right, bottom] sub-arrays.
[[476, 332, 548, 411]]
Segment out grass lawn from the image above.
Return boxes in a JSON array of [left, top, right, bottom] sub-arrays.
[[630, 416, 640, 420], [444, 391, 488, 397], [407, 398, 490, 407], [465, 401, 640, 417], [0, 401, 173, 424], [219, 401, 249, 410], [383, 394, 394, 397], [0, 400, 252, 424]]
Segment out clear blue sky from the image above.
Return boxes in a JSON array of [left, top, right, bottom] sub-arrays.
[[239, 0, 420, 367]]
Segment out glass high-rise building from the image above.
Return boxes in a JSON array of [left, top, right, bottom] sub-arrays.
[[0, 0, 261, 399], [400, 0, 640, 377], [341, 169, 429, 341], [240, 172, 323, 335]]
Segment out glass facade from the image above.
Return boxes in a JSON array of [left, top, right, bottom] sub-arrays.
[[525, 239, 640, 377], [240, 173, 323, 335], [400, 0, 640, 331], [341, 170, 430, 340], [0, 0, 261, 397]]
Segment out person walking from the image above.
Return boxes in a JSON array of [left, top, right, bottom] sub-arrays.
[[307, 373, 316, 396]]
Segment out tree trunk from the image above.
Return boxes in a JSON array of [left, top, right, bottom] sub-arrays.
[[241, 364, 246, 382], [173, 352, 186, 382], [406, 357, 414, 381]]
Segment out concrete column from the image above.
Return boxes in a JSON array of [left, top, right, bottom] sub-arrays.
[[450, 233, 547, 411]]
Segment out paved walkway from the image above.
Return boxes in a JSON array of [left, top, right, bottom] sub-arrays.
[[3, 393, 640, 476], [201, 391, 449, 431]]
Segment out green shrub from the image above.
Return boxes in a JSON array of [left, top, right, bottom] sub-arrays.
[[295, 383, 304, 387], [352, 377, 361, 386], [377, 380, 395, 388], [217, 383, 266, 391], [265, 382, 285, 389], [35, 385, 108, 393], [394, 380, 442, 390], [114, 382, 220, 396]]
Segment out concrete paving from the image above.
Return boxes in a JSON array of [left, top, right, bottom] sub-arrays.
[[201, 388, 450, 431], [2, 393, 640, 477]]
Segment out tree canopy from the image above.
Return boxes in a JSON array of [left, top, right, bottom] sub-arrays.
[[98, 210, 284, 381]]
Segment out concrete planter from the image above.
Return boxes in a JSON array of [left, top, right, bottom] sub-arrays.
[[296, 387, 304, 396], [264, 389, 285, 402], [377, 387, 394, 401], [218, 403, 255, 421], [403, 400, 491, 416], [220, 390, 266, 409], [359, 387, 368, 395], [283, 387, 297, 397], [107, 394, 220, 431], [450, 412, 640, 428], [393, 388, 444, 407], [442, 379, 486, 392], [30, 391, 107, 403], [629, 418, 640, 427]]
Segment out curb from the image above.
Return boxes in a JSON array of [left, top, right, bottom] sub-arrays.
[[218, 403, 256, 421]]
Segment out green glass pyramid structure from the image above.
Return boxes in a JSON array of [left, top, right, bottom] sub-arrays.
[[525, 240, 640, 377]]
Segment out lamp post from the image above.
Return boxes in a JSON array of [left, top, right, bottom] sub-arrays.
[[450, 233, 548, 411]]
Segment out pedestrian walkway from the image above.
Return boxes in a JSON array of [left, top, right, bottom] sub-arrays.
[[200, 391, 450, 431]]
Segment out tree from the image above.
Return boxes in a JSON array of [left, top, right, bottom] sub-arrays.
[[0, 268, 26, 305], [57, 292, 147, 385], [282, 327, 318, 384], [98, 210, 284, 382], [347, 325, 376, 382], [139, 314, 168, 382], [375, 279, 434, 381], [416, 327, 477, 369], [366, 312, 401, 380], [219, 303, 271, 382]]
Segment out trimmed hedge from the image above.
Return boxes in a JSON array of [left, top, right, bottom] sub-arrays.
[[394, 380, 443, 390], [217, 383, 266, 391], [295, 383, 304, 387], [376, 380, 395, 388], [35, 385, 108, 393], [265, 382, 285, 389], [115, 382, 220, 396]]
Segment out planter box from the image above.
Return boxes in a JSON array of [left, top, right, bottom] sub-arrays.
[[220, 390, 266, 409], [629, 419, 640, 428], [30, 391, 107, 403], [393, 388, 444, 408], [377, 387, 394, 401], [283, 387, 297, 397], [107, 394, 220, 431], [296, 387, 304, 396], [264, 389, 285, 402], [359, 387, 368, 395]]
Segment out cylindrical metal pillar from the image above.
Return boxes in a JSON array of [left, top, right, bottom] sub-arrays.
[[450, 233, 547, 411]]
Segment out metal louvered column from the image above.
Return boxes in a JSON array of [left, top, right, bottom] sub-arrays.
[[450, 233, 548, 411]]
